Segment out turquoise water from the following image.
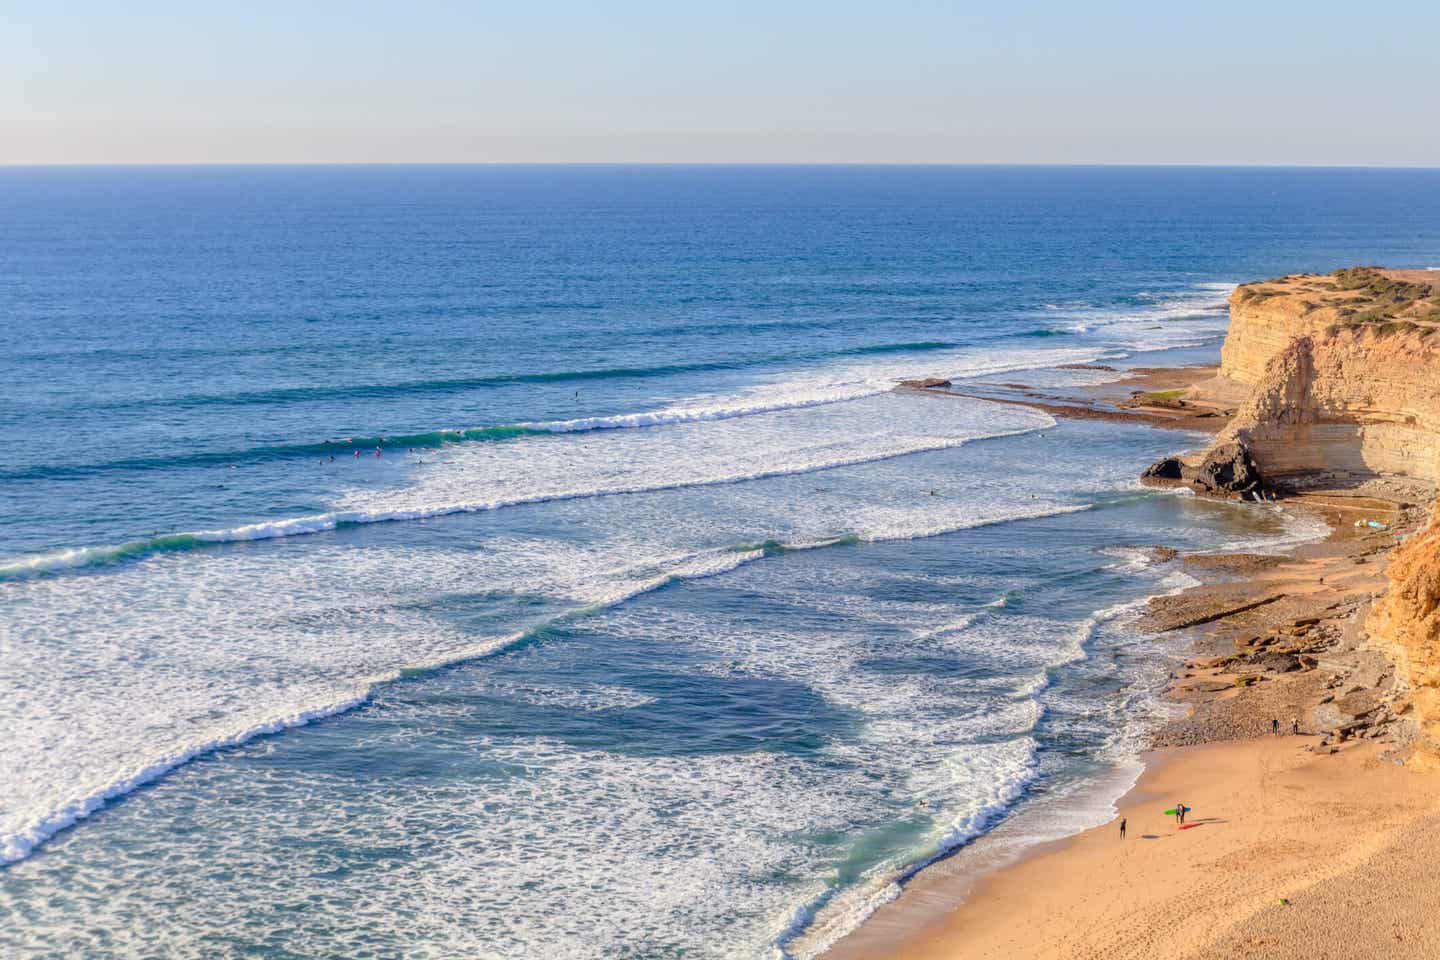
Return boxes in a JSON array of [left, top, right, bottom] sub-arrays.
[[3, 166, 1439, 958]]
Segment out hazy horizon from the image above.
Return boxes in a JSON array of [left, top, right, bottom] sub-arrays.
[[6, 2, 1439, 165]]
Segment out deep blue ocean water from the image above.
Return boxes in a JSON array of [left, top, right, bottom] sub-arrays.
[[3, 165, 1439, 958]]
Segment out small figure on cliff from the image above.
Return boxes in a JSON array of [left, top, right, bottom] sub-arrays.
[[1119, 817, 1126, 839]]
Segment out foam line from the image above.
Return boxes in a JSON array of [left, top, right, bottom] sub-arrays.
[[774, 742, 1041, 959], [0, 417, 1056, 581], [8, 341, 1121, 482], [0, 497, 1102, 865], [0, 546, 768, 867], [770, 519, 1216, 958]]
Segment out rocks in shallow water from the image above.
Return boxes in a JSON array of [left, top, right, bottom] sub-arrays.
[[1140, 441, 1264, 496], [1192, 441, 1263, 494], [898, 378, 952, 389], [1182, 552, 1283, 573], [1176, 679, 1236, 695], [1141, 457, 1186, 481]]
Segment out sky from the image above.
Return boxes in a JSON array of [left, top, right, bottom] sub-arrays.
[[4, 1, 1439, 165]]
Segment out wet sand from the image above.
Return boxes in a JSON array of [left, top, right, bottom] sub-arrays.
[[836, 737, 1440, 960], [831, 364, 1438, 959]]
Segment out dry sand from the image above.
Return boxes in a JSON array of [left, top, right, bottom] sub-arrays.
[[837, 738, 1440, 960], [828, 364, 1440, 960]]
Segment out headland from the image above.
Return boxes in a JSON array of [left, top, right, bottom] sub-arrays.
[[828, 267, 1440, 959]]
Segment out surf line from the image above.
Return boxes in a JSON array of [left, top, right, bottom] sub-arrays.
[[0, 496, 1106, 866], [0, 546, 768, 868], [0, 416, 1056, 581]]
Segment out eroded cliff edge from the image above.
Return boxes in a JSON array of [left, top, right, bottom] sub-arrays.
[[1368, 512, 1440, 769], [1145, 268, 1440, 496], [1145, 266, 1440, 768]]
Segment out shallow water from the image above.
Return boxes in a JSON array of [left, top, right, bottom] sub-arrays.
[[3, 165, 1439, 958]]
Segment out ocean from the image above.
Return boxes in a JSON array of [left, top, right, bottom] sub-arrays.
[[3, 165, 1439, 958]]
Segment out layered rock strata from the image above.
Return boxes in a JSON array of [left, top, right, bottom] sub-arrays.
[[1144, 267, 1440, 768]]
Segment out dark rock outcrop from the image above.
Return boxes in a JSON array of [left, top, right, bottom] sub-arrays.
[[898, 378, 952, 389], [1140, 441, 1263, 496], [1192, 441, 1263, 495], [1141, 457, 1185, 481]]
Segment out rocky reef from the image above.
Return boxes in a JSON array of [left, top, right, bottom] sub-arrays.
[[1143, 266, 1440, 768], [1141, 440, 1262, 496]]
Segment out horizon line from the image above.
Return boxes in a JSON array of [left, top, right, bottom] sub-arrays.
[[4, 160, 1440, 170]]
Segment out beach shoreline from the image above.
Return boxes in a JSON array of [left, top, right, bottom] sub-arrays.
[[823, 345, 1440, 959]]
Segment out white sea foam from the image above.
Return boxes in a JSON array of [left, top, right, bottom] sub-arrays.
[[0, 387, 1107, 868], [0, 417, 1050, 580], [2, 363, 1079, 580], [0, 299, 1255, 958], [0, 543, 769, 866], [0, 492, 1110, 957], [1042, 282, 1234, 351]]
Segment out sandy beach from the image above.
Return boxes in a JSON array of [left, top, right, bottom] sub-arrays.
[[827, 487, 1439, 960], [834, 282, 1440, 960], [840, 736, 1440, 960]]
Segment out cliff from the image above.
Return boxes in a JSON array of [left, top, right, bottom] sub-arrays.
[[1145, 266, 1440, 768], [1150, 268, 1440, 494], [1221, 324, 1440, 484], [1216, 267, 1440, 398], [1368, 511, 1440, 770]]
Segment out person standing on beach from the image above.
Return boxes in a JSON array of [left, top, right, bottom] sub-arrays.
[[1271, 718, 1279, 735], [1119, 817, 1126, 839], [1291, 717, 1300, 735], [1179, 803, 1188, 825]]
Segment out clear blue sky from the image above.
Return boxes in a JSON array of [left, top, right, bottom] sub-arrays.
[[5, 1, 1439, 164]]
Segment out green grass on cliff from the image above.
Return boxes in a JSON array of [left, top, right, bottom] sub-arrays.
[[1330, 266, 1440, 325], [1242, 266, 1440, 330], [1331, 266, 1431, 303]]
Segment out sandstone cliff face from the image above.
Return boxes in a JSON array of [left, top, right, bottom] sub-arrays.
[[1216, 269, 1440, 400], [1216, 283, 1343, 396], [1368, 511, 1440, 770], [1209, 270, 1440, 485], [1220, 325, 1440, 484], [1161, 268, 1440, 768]]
